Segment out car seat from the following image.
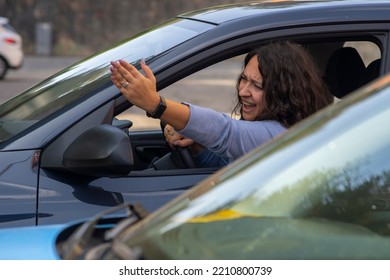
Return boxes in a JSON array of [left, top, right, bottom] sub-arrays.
[[361, 58, 381, 85], [324, 47, 366, 99]]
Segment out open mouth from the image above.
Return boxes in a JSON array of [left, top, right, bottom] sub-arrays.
[[242, 101, 256, 110]]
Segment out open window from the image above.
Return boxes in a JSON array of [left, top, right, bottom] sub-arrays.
[[112, 36, 383, 172]]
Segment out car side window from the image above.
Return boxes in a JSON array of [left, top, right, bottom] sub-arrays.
[[116, 39, 382, 130], [116, 55, 243, 130]]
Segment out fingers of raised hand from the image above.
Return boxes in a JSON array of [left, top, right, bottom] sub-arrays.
[[110, 60, 138, 89], [110, 74, 122, 89], [110, 63, 125, 87], [110, 73, 128, 90], [120, 60, 142, 79], [113, 60, 141, 80]]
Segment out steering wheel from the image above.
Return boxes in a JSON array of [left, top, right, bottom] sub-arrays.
[[160, 121, 197, 169]]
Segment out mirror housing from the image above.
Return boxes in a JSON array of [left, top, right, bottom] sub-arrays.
[[63, 124, 133, 177]]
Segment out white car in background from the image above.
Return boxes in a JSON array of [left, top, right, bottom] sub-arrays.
[[0, 16, 23, 79]]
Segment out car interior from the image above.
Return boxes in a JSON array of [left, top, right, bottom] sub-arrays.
[[310, 41, 381, 99]]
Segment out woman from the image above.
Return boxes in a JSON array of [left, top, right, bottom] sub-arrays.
[[110, 41, 334, 168]]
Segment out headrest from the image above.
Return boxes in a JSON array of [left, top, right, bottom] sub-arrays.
[[325, 47, 366, 99], [361, 58, 381, 85]]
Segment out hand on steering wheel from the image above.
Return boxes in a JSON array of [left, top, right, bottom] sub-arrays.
[[163, 124, 192, 148], [161, 122, 197, 168]]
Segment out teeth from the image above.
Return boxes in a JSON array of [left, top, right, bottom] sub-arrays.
[[243, 101, 255, 107]]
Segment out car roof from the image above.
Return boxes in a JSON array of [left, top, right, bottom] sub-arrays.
[[178, 0, 390, 25]]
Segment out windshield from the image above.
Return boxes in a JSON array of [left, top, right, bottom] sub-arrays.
[[0, 18, 213, 143], [112, 76, 390, 259]]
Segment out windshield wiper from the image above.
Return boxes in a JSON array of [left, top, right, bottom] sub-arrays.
[[61, 202, 147, 260]]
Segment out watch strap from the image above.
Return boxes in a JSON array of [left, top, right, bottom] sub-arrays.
[[146, 96, 167, 119]]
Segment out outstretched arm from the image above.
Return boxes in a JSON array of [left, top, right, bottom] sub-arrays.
[[110, 59, 190, 131]]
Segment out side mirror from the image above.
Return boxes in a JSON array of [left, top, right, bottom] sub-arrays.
[[63, 124, 133, 177]]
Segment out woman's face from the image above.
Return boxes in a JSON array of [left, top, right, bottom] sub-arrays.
[[238, 55, 265, 121]]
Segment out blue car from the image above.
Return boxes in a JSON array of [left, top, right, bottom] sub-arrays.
[[1, 68, 390, 259], [1, 0, 390, 229]]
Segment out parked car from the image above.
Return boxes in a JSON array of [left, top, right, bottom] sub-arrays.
[[0, 0, 389, 229], [0, 16, 23, 79], [1, 68, 390, 260]]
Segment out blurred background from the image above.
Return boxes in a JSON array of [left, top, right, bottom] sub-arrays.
[[0, 0, 246, 116], [0, 0, 244, 56]]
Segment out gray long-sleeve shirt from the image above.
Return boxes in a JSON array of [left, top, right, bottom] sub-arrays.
[[178, 104, 287, 162], [179, 104, 286, 160]]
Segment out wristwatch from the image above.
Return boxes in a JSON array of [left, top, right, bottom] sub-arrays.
[[146, 96, 167, 119]]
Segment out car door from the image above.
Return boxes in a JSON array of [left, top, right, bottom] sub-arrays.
[[36, 100, 219, 226]]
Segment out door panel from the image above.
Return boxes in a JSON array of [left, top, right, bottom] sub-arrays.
[[37, 168, 212, 226], [129, 130, 170, 170], [0, 151, 39, 228]]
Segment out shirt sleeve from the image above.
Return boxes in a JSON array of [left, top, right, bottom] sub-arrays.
[[178, 104, 286, 160]]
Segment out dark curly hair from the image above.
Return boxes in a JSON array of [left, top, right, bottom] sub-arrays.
[[232, 40, 334, 127]]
